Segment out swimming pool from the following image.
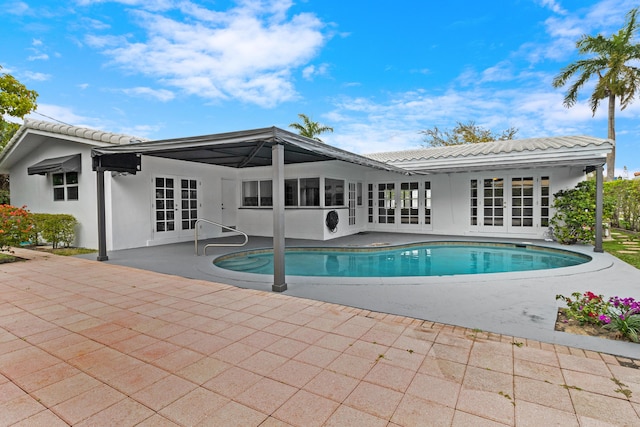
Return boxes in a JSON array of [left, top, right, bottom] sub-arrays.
[[213, 242, 591, 277]]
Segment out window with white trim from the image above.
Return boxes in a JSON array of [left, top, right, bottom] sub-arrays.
[[242, 180, 272, 207]]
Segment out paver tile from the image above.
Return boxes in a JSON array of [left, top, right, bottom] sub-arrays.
[[323, 405, 387, 427], [514, 400, 579, 427], [391, 394, 455, 427], [343, 381, 403, 419], [235, 377, 298, 414], [159, 387, 229, 426], [273, 389, 339, 427], [198, 400, 268, 427], [131, 374, 197, 411], [50, 383, 124, 425]]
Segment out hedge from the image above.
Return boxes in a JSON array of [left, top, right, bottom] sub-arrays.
[[31, 213, 78, 249]]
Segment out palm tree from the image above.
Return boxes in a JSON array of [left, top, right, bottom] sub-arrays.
[[289, 113, 333, 142], [552, 7, 640, 181]]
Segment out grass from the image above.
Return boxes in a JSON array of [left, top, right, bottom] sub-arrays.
[[38, 247, 97, 256], [0, 252, 17, 263], [602, 229, 640, 269]]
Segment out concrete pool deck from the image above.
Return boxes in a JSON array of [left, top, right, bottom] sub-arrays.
[[78, 233, 640, 360], [1, 246, 639, 425]]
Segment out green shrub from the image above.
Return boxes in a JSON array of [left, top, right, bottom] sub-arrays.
[[0, 204, 34, 252], [31, 213, 78, 249], [551, 180, 614, 244]]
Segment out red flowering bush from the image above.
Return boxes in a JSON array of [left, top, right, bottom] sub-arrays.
[[556, 291, 610, 325], [0, 204, 34, 252]]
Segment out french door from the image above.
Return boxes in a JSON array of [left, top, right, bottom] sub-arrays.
[[471, 175, 549, 232], [154, 176, 199, 239]]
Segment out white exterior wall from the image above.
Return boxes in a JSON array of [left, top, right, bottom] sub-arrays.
[[6, 137, 591, 250], [363, 166, 586, 240], [108, 156, 239, 250], [236, 161, 371, 240], [9, 142, 99, 249]]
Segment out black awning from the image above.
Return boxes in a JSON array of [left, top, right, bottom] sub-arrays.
[[27, 154, 81, 176]]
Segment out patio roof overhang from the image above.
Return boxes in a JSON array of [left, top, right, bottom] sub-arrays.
[[91, 126, 410, 174]]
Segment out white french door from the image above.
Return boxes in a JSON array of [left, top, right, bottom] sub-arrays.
[[471, 175, 550, 233], [154, 176, 199, 239]]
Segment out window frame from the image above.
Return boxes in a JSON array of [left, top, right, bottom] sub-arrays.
[[52, 172, 79, 201]]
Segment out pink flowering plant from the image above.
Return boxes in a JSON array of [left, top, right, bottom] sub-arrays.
[[602, 296, 640, 343], [0, 204, 34, 253], [556, 291, 640, 343]]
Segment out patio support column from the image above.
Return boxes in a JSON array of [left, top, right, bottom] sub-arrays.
[[272, 143, 287, 292], [96, 166, 109, 261], [594, 164, 604, 253]]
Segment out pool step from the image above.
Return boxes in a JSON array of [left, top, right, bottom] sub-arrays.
[[217, 257, 271, 272]]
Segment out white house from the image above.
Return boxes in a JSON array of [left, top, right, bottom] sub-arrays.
[[0, 119, 611, 255]]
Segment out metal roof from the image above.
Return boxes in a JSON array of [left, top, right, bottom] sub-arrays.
[[365, 135, 612, 172], [92, 126, 411, 174]]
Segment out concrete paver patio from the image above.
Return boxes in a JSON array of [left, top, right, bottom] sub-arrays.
[[1, 248, 639, 426]]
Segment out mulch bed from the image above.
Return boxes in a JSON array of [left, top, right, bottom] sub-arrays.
[[555, 308, 635, 343]]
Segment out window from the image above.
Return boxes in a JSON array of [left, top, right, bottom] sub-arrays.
[[400, 182, 419, 224], [357, 182, 363, 206], [541, 176, 550, 227], [483, 178, 504, 226], [155, 177, 175, 232], [181, 179, 198, 230], [325, 178, 345, 207], [348, 183, 356, 225], [378, 183, 395, 224], [259, 181, 273, 206], [424, 181, 432, 225], [511, 177, 534, 227], [52, 172, 79, 201], [242, 180, 272, 207], [368, 184, 374, 223], [285, 179, 298, 206], [470, 179, 478, 226], [300, 178, 320, 206]]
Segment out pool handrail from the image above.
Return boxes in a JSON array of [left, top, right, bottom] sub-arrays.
[[194, 218, 248, 256]]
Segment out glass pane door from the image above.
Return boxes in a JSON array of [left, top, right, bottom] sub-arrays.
[[155, 177, 175, 232], [483, 178, 504, 226], [181, 179, 198, 230], [511, 177, 534, 227]]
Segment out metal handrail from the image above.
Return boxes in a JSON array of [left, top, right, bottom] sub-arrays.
[[195, 218, 248, 256]]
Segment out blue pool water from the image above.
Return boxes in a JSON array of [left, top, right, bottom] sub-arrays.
[[213, 242, 590, 277]]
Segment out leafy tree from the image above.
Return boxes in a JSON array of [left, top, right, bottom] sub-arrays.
[[0, 66, 38, 200], [1, 65, 38, 149], [289, 113, 333, 142], [552, 8, 640, 181], [420, 120, 518, 147]]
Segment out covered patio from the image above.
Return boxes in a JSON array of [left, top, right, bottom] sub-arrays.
[[91, 127, 410, 292]]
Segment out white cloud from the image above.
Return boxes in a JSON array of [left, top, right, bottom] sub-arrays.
[[27, 53, 49, 61], [302, 63, 329, 80], [537, 0, 567, 15], [23, 71, 51, 81], [122, 86, 175, 101], [85, 0, 327, 107]]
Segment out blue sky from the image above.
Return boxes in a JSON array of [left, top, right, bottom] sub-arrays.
[[2, 0, 639, 176]]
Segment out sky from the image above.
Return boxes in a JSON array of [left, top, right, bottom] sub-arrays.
[[1, 0, 639, 176]]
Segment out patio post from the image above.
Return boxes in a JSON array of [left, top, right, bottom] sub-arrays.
[[594, 164, 604, 253], [272, 143, 287, 291], [96, 166, 109, 261]]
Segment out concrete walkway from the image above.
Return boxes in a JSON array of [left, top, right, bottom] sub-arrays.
[[1, 248, 639, 426]]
